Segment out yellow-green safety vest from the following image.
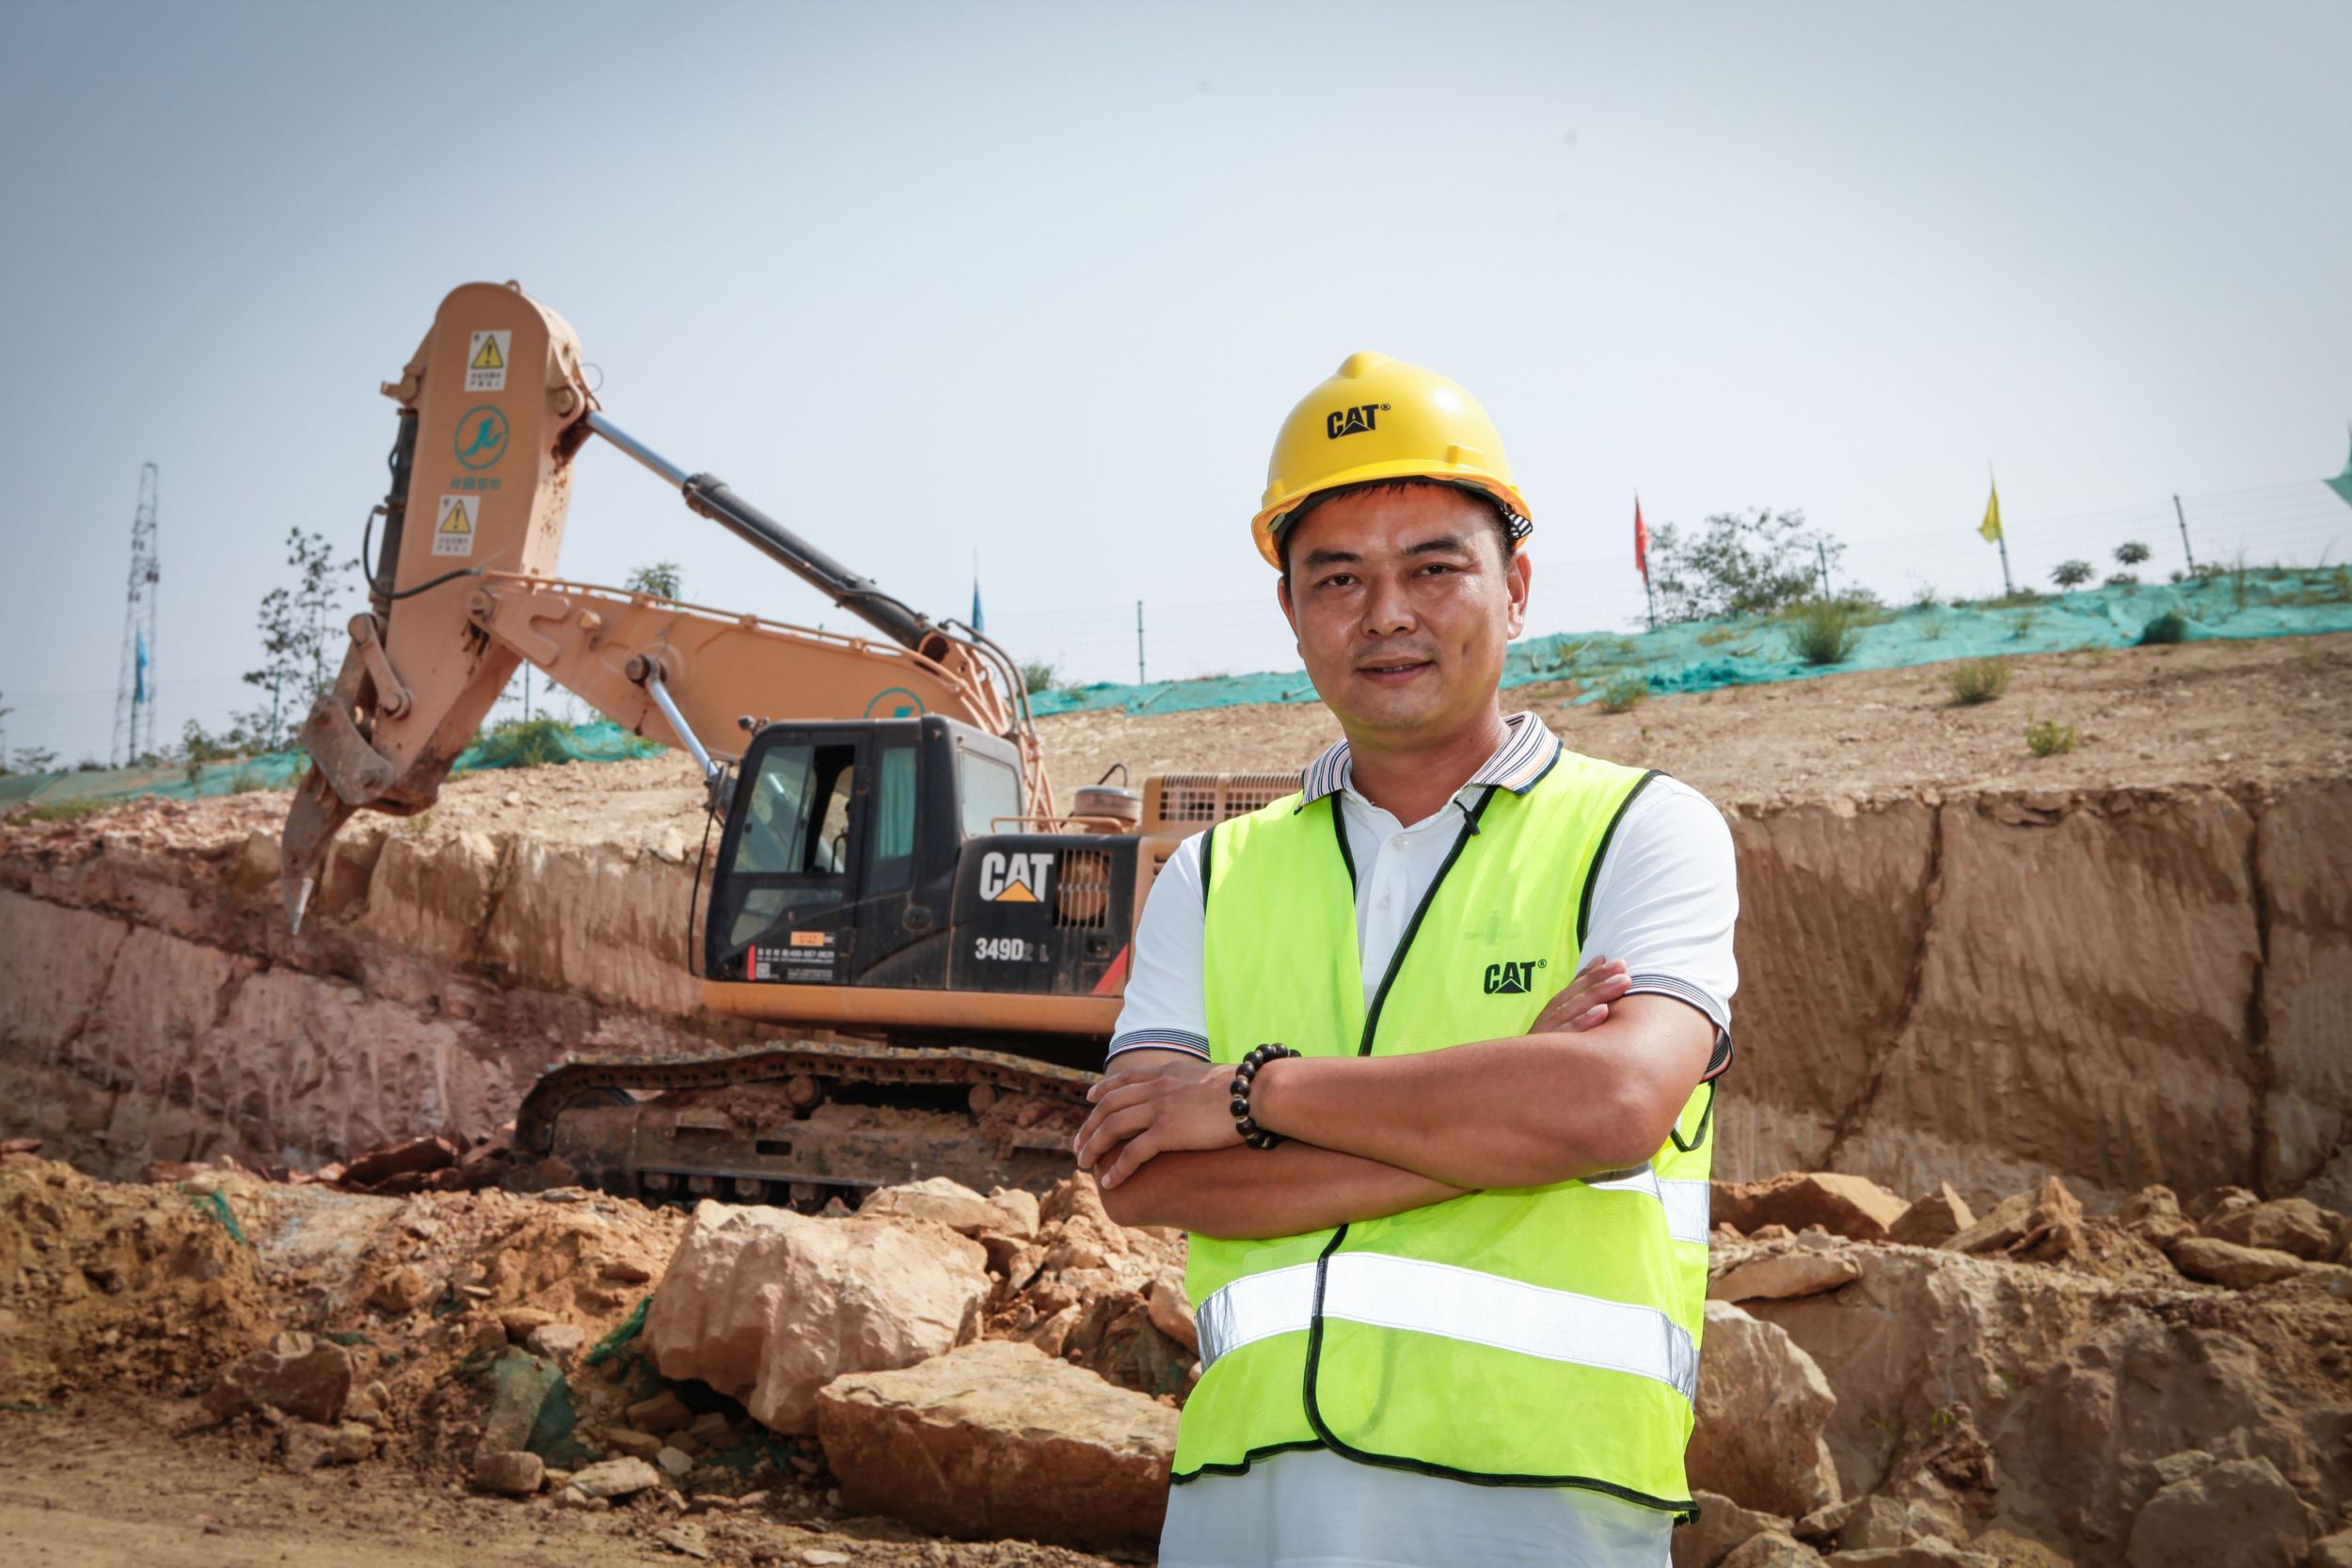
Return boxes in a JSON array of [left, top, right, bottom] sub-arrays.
[[1175, 750, 1718, 1522]]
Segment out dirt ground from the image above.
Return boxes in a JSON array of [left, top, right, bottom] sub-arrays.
[[0, 1396, 1127, 1568]]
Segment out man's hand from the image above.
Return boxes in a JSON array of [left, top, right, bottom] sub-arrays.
[[1073, 1058, 1241, 1189], [1534, 954, 1632, 1033]]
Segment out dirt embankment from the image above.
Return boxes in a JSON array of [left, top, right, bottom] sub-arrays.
[[0, 634, 2347, 1211]]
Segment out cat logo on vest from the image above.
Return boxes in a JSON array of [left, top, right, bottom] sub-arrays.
[[1482, 958, 1546, 994]]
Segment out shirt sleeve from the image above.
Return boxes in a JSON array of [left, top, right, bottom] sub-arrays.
[[1105, 831, 1212, 1064], [1580, 775, 1740, 1079]]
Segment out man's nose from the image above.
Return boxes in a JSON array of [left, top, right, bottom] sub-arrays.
[[1359, 572, 1417, 638]]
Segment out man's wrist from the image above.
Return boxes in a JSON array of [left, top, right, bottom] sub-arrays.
[[1229, 1044, 1299, 1148], [1244, 1049, 1306, 1139]]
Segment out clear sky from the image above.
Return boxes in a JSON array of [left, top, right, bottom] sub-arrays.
[[3, 0, 2347, 763]]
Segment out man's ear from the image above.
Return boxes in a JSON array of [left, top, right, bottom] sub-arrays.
[[1277, 571, 1298, 639], [1504, 548, 1533, 640]]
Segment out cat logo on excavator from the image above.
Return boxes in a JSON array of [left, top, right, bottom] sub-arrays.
[[979, 850, 1056, 904]]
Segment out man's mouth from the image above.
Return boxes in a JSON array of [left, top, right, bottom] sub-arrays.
[[1356, 658, 1433, 685]]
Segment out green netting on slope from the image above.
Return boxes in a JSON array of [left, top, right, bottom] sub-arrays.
[[1027, 571, 2352, 719], [0, 719, 663, 814]]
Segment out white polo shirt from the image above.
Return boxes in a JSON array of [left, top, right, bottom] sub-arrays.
[[1110, 710, 1740, 1568]]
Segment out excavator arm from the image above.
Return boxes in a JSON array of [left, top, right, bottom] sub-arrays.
[[280, 280, 1050, 928]]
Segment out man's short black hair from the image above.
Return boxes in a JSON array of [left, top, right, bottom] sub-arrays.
[[1276, 478, 1528, 582]]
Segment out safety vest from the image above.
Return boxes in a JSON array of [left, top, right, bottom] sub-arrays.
[[1174, 750, 1717, 1521]]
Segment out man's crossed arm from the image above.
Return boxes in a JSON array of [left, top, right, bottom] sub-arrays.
[[1074, 957, 1718, 1238]]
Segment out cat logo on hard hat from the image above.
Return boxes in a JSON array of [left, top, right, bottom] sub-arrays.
[[1326, 403, 1391, 439], [979, 850, 1056, 904]]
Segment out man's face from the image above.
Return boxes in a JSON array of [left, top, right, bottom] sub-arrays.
[[1276, 484, 1532, 741]]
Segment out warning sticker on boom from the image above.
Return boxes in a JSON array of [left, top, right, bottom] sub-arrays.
[[467, 330, 510, 392], [434, 494, 478, 557]]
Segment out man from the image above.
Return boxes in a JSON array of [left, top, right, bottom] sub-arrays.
[[1072, 351, 1739, 1568]]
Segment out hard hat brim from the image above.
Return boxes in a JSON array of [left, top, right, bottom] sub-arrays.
[[1252, 462, 1534, 569]]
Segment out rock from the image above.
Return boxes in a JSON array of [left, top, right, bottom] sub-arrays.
[[2185, 1185, 2257, 1225], [342, 1386, 389, 1431], [628, 1389, 693, 1433], [2124, 1455, 2312, 1567], [645, 1200, 990, 1434], [1889, 1185, 1977, 1247], [657, 1446, 693, 1478], [2168, 1236, 2309, 1288], [1714, 1173, 1911, 1243], [476, 1350, 561, 1459], [602, 1428, 665, 1461], [2308, 1529, 2352, 1568], [2115, 1186, 2197, 1251], [1712, 1246, 1866, 1303], [280, 1419, 373, 1469], [987, 1188, 1041, 1240], [1145, 1268, 1198, 1354], [1964, 1528, 2076, 1568], [858, 1177, 1006, 1237], [339, 1134, 458, 1190], [499, 1307, 558, 1339], [803, 1553, 852, 1567], [567, 1455, 662, 1500], [527, 1323, 586, 1361], [368, 1265, 434, 1315], [684, 1410, 741, 1450], [1827, 1547, 1999, 1567], [1676, 1491, 1793, 1568], [1946, 1178, 2084, 1260], [2202, 1197, 2337, 1260], [1721, 1534, 1828, 1568], [203, 1337, 353, 1425], [1689, 1301, 1841, 1517], [655, 1522, 712, 1560], [815, 1338, 1176, 1549], [473, 1449, 545, 1497], [1825, 1495, 1973, 1552]]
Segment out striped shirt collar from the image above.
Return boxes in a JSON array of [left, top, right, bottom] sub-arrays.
[[1297, 709, 1562, 810]]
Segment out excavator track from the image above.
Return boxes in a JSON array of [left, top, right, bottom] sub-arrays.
[[510, 1039, 1103, 1212]]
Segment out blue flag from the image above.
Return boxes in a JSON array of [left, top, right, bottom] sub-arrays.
[[135, 628, 149, 705], [971, 578, 985, 634]]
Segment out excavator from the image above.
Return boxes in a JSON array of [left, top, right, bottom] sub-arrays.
[[280, 281, 1294, 1208]]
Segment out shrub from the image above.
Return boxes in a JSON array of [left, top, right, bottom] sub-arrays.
[[1917, 610, 1947, 642], [2050, 560, 2093, 589], [1597, 673, 1650, 714], [470, 716, 572, 768], [1696, 625, 1741, 647], [1782, 599, 1862, 666], [2137, 610, 2189, 645], [2114, 541, 2152, 567], [1944, 657, 2011, 705], [1908, 582, 1942, 610], [2024, 712, 2078, 756], [2104, 573, 2139, 588], [1642, 506, 1849, 623], [1020, 660, 1059, 695]]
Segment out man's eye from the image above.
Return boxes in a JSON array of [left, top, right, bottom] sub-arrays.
[[1320, 574, 1355, 589]]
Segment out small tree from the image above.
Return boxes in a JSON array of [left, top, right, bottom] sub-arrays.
[[1021, 659, 1059, 695], [1644, 506, 1845, 624], [627, 562, 683, 599], [2050, 560, 2093, 589], [235, 530, 357, 752], [2114, 541, 2151, 567], [12, 745, 57, 774]]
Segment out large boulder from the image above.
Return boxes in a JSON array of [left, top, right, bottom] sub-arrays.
[[1675, 1492, 1792, 1568], [1690, 1300, 1841, 1516], [2123, 1454, 2313, 1568], [2201, 1198, 2338, 1261], [815, 1338, 1177, 1550], [644, 1200, 989, 1433], [1715, 1173, 1911, 1243], [2167, 1237, 2310, 1289]]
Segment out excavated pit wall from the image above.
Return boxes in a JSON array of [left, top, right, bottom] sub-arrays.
[[2, 778, 2347, 1210]]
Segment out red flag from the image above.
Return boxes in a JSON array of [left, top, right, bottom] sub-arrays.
[[1633, 496, 1649, 584]]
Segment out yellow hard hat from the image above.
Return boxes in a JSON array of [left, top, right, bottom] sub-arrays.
[[1252, 351, 1533, 568]]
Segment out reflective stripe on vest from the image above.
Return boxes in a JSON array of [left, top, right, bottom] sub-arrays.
[[1195, 1251, 1701, 1399], [1583, 1162, 1713, 1247]]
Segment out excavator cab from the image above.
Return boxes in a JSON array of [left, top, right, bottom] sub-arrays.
[[706, 717, 1136, 1074]]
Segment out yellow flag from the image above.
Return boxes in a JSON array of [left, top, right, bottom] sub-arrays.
[[1979, 479, 2003, 543]]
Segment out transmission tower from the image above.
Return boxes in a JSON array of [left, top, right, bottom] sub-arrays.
[[111, 463, 161, 766]]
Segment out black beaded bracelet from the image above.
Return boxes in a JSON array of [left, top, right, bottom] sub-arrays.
[[1230, 1042, 1300, 1148]]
